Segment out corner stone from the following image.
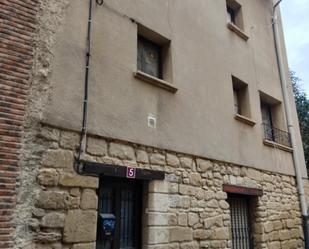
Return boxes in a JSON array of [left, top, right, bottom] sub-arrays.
[[63, 210, 97, 243], [81, 189, 98, 210]]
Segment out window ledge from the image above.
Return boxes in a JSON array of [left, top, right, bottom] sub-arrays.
[[134, 71, 178, 93], [234, 114, 256, 126], [263, 139, 293, 153], [227, 22, 249, 41]]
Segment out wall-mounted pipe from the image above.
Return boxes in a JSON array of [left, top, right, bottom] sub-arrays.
[[272, 1, 309, 248], [76, 0, 103, 173]]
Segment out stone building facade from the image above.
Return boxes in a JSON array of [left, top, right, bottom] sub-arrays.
[[0, 0, 308, 249]]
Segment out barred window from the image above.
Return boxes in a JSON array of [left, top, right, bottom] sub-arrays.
[[228, 195, 253, 249]]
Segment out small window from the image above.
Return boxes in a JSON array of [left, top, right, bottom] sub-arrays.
[[232, 76, 250, 117], [135, 25, 175, 92], [226, 0, 244, 30], [228, 195, 253, 249], [138, 36, 162, 79]]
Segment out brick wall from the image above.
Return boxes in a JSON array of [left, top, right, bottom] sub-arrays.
[[0, 0, 38, 248]]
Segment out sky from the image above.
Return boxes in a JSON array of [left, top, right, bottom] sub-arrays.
[[281, 0, 309, 96]]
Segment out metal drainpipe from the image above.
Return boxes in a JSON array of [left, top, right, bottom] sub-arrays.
[[272, 1, 309, 247], [76, 0, 103, 173]]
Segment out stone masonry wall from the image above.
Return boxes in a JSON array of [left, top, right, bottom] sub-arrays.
[[0, 1, 39, 248], [17, 124, 304, 249]]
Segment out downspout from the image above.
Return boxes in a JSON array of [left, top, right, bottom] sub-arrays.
[[76, 0, 103, 173], [272, 1, 309, 247]]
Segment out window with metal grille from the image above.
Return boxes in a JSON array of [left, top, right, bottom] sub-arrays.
[[137, 36, 162, 79], [228, 195, 253, 249]]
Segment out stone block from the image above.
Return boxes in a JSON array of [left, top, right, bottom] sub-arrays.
[[109, 143, 135, 160], [148, 193, 169, 212], [37, 168, 59, 186], [40, 126, 60, 141], [219, 200, 229, 209], [264, 221, 274, 233], [147, 227, 169, 244], [63, 210, 97, 243], [70, 188, 81, 197], [193, 229, 211, 240], [81, 189, 98, 210], [60, 131, 80, 149], [178, 213, 188, 226], [144, 244, 179, 249], [147, 213, 177, 226], [268, 241, 280, 249], [211, 228, 229, 240], [166, 153, 180, 167], [179, 185, 195, 196], [42, 149, 73, 168], [188, 212, 199, 227], [72, 243, 96, 249], [150, 153, 166, 165], [279, 230, 291, 241], [136, 149, 149, 163], [196, 159, 213, 172], [206, 199, 219, 208], [189, 173, 202, 186], [180, 157, 194, 169], [204, 216, 223, 229], [86, 137, 107, 156], [170, 227, 193, 242], [148, 181, 169, 193], [32, 208, 46, 218], [59, 173, 99, 188], [36, 231, 62, 242], [180, 241, 199, 249], [247, 168, 262, 181], [41, 212, 65, 228], [36, 191, 71, 210]]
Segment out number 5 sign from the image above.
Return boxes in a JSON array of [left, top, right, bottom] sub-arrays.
[[126, 167, 136, 179]]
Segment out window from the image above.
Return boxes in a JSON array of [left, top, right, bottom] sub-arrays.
[[138, 36, 162, 79], [228, 195, 253, 249], [134, 24, 177, 93], [231, 76, 255, 125], [96, 177, 142, 249], [226, 0, 243, 29], [226, 0, 249, 41], [259, 92, 291, 148]]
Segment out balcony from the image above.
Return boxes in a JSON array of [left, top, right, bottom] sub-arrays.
[[262, 123, 292, 151]]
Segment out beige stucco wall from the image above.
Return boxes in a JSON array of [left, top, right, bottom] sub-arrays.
[[43, 0, 306, 177]]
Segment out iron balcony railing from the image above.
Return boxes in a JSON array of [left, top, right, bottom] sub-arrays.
[[262, 123, 291, 148]]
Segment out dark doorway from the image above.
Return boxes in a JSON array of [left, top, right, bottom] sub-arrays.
[[96, 177, 143, 249]]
